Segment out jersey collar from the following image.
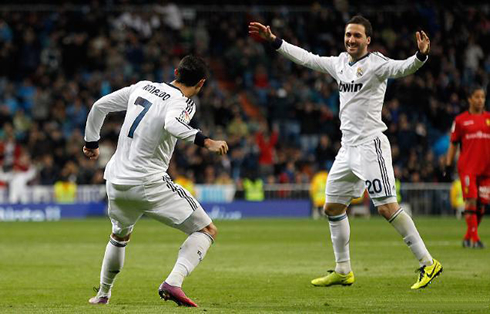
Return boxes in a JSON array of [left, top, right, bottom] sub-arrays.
[[348, 52, 370, 67], [165, 82, 184, 96]]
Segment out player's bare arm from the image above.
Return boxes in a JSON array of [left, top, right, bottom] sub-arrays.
[[416, 30, 430, 55], [248, 22, 276, 42], [444, 142, 458, 177], [445, 142, 458, 167], [83, 146, 99, 160], [204, 139, 229, 155]]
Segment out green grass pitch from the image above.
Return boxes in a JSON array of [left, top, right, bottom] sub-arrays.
[[1, 217, 489, 313]]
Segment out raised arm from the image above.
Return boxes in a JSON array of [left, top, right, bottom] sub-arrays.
[[375, 31, 431, 80], [249, 22, 338, 78]]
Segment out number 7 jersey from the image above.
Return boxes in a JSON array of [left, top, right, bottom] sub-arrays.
[[84, 81, 200, 185]]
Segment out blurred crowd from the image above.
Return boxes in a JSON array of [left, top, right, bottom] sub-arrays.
[[0, 1, 489, 189]]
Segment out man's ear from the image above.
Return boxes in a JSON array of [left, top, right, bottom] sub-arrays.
[[174, 69, 179, 77], [197, 78, 206, 88], [366, 36, 371, 45]]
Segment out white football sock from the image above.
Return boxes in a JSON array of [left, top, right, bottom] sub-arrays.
[[389, 208, 433, 266], [99, 236, 128, 296], [328, 213, 352, 275], [165, 232, 213, 287]]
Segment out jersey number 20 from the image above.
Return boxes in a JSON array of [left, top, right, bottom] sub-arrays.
[[128, 96, 152, 138]]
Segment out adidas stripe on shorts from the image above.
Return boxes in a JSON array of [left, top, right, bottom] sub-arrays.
[[106, 175, 212, 237]]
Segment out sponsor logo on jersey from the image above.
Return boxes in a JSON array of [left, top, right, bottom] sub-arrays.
[[479, 186, 490, 201], [465, 131, 490, 140], [339, 80, 363, 93]]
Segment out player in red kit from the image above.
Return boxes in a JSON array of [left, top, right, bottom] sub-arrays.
[[446, 87, 490, 249]]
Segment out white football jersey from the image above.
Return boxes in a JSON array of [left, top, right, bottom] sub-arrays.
[[277, 41, 427, 146], [85, 81, 200, 185]]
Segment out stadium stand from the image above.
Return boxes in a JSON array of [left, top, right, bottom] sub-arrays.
[[0, 2, 488, 192]]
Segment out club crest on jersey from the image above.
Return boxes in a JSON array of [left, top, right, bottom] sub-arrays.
[[339, 80, 363, 93], [356, 67, 364, 77], [486, 119, 490, 126]]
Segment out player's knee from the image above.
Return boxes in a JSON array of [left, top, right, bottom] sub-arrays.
[[376, 201, 399, 220], [112, 233, 131, 242], [323, 203, 346, 216], [377, 206, 390, 218], [201, 223, 218, 240]]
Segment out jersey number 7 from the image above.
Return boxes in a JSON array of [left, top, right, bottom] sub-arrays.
[[128, 96, 153, 138]]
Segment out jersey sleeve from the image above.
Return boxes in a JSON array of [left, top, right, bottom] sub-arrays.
[[277, 40, 339, 79], [374, 52, 427, 80], [164, 98, 199, 142], [450, 118, 462, 143], [84, 84, 138, 143]]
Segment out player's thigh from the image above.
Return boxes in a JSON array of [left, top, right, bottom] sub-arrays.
[[477, 176, 490, 204], [326, 146, 365, 202], [360, 135, 397, 200], [106, 182, 147, 237], [460, 173, 478, 200], [143, 176, 202, 227]]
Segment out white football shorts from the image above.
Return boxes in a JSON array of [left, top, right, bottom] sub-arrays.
[[106, 174, 212, 237], [326, 133, 397, 207]]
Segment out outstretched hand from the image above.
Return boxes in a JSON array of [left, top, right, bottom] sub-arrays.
[[205, 139, 229, 155], [416, 30, 430, 55], [248, 22, 276, 42]]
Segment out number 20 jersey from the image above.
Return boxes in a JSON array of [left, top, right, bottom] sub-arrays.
[[276, 40, 427, 146], [85, 81, 200, 185]]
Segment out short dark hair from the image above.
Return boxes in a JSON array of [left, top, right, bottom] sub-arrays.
[[176, 55, 208, 87], [467, 85, 486, 98], [346, 15, 373, 38]]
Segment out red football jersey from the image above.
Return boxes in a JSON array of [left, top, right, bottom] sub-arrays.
[[450, 111, 490, 175]]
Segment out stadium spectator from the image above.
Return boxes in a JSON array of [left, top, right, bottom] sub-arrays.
[[0, 152, 36, 204], [255, 122, 278, 178], [310, 169, 328, 219], [243, 170, 265, 201], [445, 87, 490, 249], [53, 167, 77, 204]]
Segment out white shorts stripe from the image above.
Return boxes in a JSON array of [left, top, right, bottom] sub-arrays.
[[163, 176, 198, 211], [374, 137, 390, 197]]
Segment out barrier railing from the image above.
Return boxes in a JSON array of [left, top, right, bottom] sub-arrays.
[[0, 183, 456, 216]]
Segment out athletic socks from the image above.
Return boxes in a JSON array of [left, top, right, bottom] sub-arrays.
[[165, 231, 214, 287], [389, 209, 433, 266], [476, 209, 483, 226], [98, 236, 128, 296], [464, 204, 480, 242], [328, 213, 352, 275], [465, 213, 480, 242]]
